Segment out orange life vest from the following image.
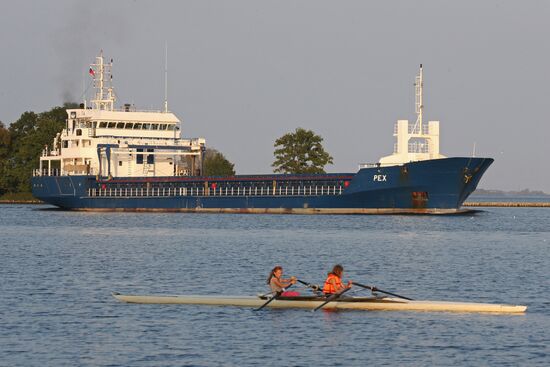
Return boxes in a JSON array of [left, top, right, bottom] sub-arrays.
[[323, 273, 343, 294]]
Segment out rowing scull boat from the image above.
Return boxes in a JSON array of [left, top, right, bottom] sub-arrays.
[[112, 293, 527, 314]]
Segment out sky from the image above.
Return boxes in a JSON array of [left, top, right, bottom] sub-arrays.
[[1, 0, 549, 192]]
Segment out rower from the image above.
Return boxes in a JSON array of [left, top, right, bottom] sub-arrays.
[[323, 264, 352, 296], [267, 265, 299, 296]]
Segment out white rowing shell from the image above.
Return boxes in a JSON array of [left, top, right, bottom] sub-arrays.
[[112, 293, 527, 314]]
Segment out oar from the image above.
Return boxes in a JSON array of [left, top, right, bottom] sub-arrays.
[[255, 283, 294, 311], [353, 282, 413, 300], [297, 279, 322, 294], [313, 287, 352, 312]]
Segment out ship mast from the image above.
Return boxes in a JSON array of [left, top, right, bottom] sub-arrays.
[[90, 50, 116, 111], [164, 41, 169, 113], [414, 64, 423, 134]]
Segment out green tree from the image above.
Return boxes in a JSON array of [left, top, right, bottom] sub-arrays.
[[0, 121, 11, 196], [4, 104, 77, 194], [272, 127, 333, 174], [203, 148, 235, 176]]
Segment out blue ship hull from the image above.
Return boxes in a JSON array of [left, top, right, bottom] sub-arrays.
[[31, 157, 493, 214]]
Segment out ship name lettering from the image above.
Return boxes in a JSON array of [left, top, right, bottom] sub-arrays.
[[373, 175, 387, 182]]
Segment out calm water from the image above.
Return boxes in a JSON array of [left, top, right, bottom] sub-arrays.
[[0, 205, 548, 366]]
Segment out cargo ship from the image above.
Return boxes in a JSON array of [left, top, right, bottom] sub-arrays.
[[32, 53, 493, 214]]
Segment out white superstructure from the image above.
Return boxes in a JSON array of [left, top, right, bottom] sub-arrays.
[[379, 65, 445, 165], [37, 51, 206, 178]]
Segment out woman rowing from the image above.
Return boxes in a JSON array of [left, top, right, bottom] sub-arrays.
[[267, 265, 298, 296], [323, 264, 352, 295]]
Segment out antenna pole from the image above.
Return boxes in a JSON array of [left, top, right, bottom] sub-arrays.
[[164, 41, 168, 113], [414, 64, 423, 134]]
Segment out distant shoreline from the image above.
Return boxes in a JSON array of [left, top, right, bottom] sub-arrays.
[[463, 202, 550, 207], [0, 200, 44, 204], [471, 188, 549, 197]]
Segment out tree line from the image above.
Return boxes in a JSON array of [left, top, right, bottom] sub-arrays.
[[0, 105, 332, 198], [0, 104, 79, 198]]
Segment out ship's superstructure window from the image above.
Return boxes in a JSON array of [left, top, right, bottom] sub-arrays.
[[136, 148, 143, 164], [92, 121, 181, 130], [147, 149, 154, 164]]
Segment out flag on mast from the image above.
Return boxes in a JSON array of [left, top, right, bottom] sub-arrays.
[[89, 67, 95, 77]]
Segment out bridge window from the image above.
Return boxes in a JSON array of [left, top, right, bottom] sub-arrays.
[[136, 148, 143, 164], [159, 124, 167, 130], [99, 121, 108, 128], [107, 122, 116, 128], [116, 122, 124, 129], [151, 124, 159, 130], [147, 149, 154, 164], [124, 123, 134, 129], [133, 123, 143, 130]]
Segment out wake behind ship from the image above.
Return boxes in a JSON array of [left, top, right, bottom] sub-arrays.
[[32, 54, 493, 214]]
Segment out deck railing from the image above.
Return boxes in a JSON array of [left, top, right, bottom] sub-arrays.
[[88, 185, 344, 198], [33, 168, 97, 177]]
